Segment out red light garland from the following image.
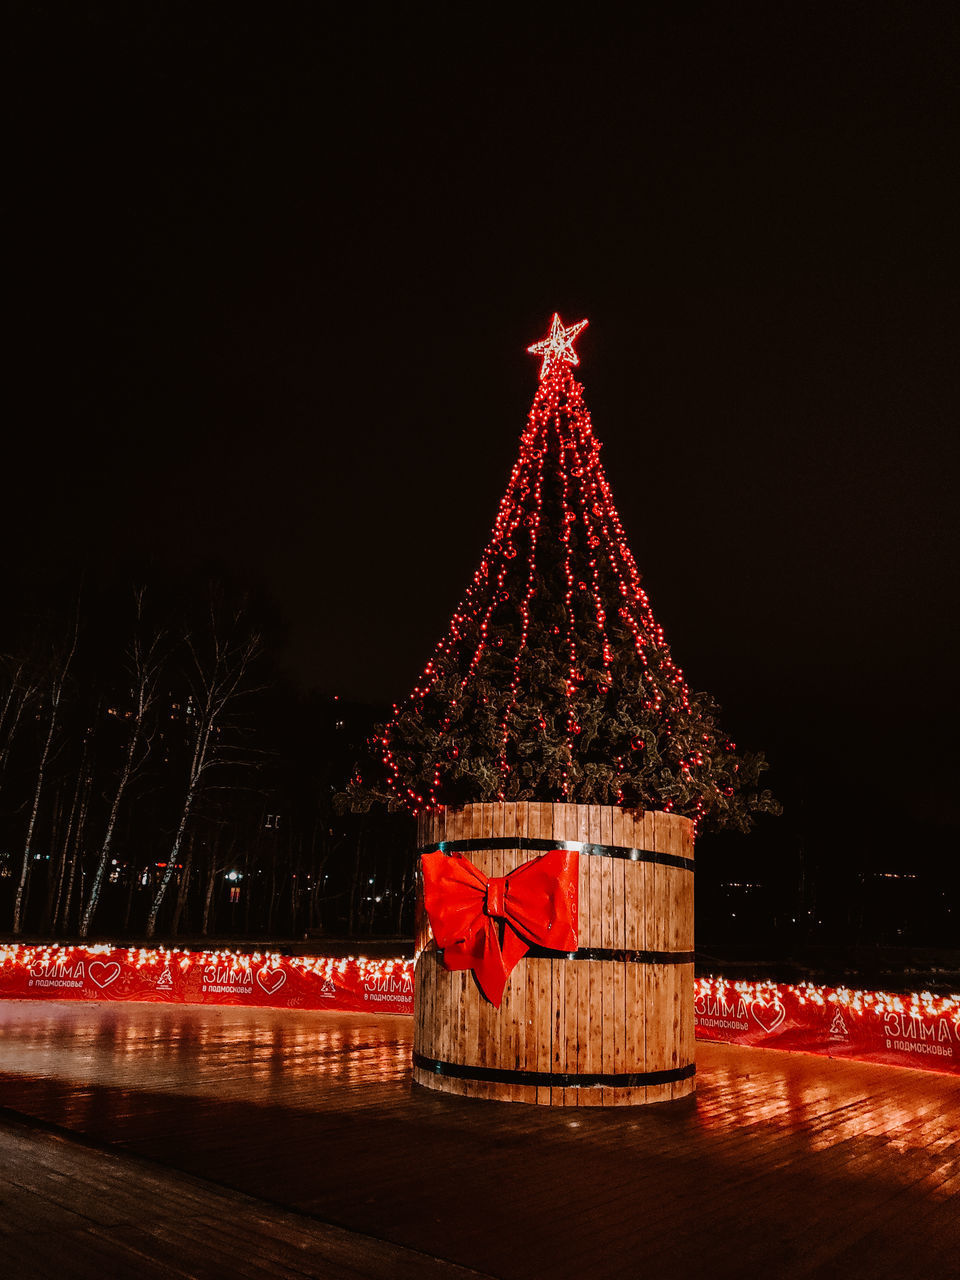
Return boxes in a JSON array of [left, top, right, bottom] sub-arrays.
[[694, 975, 960, 1075], [1, 946, 957, 1077], [367, 314, 775, 828], [0, 943, 413, 1013]]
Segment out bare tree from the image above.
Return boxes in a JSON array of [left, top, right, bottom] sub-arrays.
[[145, 592, 262, 938], [198, 821, 231, 935], [46, 720, 95, 933], [169, 830, 195, 936], [80, 589, 165, 938], [12, 601, 80, 934], [0, 655, 37, 780]]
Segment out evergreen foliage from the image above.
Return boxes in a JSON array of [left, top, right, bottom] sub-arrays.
[[353, 343, 778, 833]]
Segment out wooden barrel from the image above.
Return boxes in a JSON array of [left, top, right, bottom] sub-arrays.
[[413, 801, 695, 1106]]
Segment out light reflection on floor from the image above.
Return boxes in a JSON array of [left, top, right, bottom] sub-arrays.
[[3, 999, 960, 1280], [692, 1046, 959, 1183], [1, 1000, 958, 1166], [0, 1002, 411, 1101]]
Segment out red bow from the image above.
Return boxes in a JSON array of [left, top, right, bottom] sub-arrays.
[[420, 848, 579, 1007]]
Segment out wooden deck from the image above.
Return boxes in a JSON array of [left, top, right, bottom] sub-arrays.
[[1, 1000, 958, 1279]]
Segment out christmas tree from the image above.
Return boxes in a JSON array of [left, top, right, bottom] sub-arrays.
[[354, 315, 777, 832]]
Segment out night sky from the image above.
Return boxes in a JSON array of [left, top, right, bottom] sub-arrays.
[[7, 6, 959, 863]]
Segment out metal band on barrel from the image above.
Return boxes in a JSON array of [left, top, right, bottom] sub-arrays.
[[417, 836, 694, 873], [521, 946, 695, 964], [434, 946, 694, 965], [413, 1052, 695, 1089]]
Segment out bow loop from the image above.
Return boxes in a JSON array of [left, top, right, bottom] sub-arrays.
[[420, 848, 579, 1007]]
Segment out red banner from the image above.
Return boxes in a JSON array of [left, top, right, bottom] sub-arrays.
[[2, 947, 958, 1078], [695, 977, 960, 1076], [0, 945, 414, 1015]]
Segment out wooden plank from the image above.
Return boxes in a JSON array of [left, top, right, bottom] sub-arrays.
[[494, 799, 506, 842], [526, 806, 543, 1095], [460, 810, 481, 1078], [645, 962, 672, 1104], [415, 946, 428, 1065], [609, 807, 628, 1101], [499, 800, 524, 1096], [599, 807, 613, 951], [643, 814, 661, 1093], [458, 805, 482, 1097], [456, 808, 473, 1093], [581, 805, 603, 1107], [585, 807, 600, 951], [554, 802, 574, 1106], [549, 956, 563, 1107], [561, 805, 580, 1108], [651, 816, 668, 953], [650, 813, 674, 1103], [421, 950, 433, 1087], [598, 807, 615, 1104], [475, 803, 498, 1084], [575, 806, 592, 1108], [449, 809, 472, 1098], [532, 803, 552, 1102], [625, 810, 646, 1103], [674, 961, 696, 1101], [438, 807, 459, 1095], [536, 955, 552, 1106], [630, 959, 647, 1106], [641, 807, 656, 857], [419, 952, 436, 1091], [666, 817, 693, 1098], [501, 802, 523, 1102], [559, 800, 577, 846]]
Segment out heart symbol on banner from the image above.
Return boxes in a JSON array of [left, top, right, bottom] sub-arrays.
[[256, 967, 286, 995], [751, 1000, 786, 1033], [88, 961, 121, 989]]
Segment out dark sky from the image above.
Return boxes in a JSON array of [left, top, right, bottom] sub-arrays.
[[7, 5, 959, 839]]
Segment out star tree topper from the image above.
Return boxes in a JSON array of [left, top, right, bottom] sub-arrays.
[[527, 313, 589, 380]]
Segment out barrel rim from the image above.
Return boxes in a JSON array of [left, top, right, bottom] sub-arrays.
[[417, 836, 694, 873]]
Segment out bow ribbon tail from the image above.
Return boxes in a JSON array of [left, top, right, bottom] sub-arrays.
[[441, 919, 517, 1007]]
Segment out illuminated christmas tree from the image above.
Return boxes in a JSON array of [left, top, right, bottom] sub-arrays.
[[356, 315, 776, 832]]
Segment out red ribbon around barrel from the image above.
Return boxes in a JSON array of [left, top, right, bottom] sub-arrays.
[[420, 848, 579, 1006]]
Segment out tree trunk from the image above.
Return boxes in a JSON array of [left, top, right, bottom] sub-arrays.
[[145, 778, 198, 939], [122, 867, 137, 935], [60, 780, 90, 936], [266, 852, 277, 936], [170, 834, 195, 936], [0, 666, 32, 778], [289, 842, 299, 936], [394, 857, 411, 936], [347, 835, 363, 937], [13, 606, 79, 934], [80, 721, 143, 937], [243, 847, 252, 935], [201, 863, 218, 936], [39, 785, 65, 932], [12, 699, 59, 933]]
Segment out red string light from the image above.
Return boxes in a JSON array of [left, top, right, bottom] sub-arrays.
[[372, 315, 772, 828]]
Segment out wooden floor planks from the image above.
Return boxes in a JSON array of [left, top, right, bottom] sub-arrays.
[[0, 1111, 489, 1279], [1, 1000, 959, 1279]]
